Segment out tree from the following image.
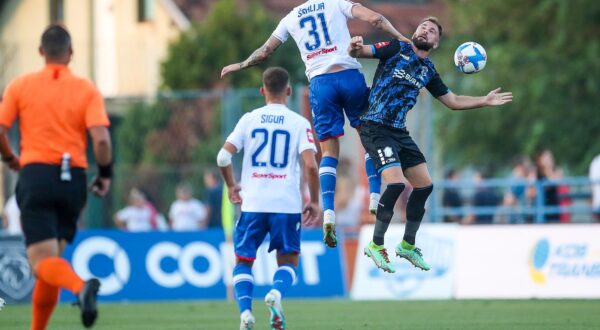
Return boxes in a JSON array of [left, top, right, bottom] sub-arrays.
[[161, 0, 305, 90], [435, 0, 600, 174]]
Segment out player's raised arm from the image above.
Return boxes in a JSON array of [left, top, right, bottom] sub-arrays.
[[351, 3, 411, 43], [221, 36, 283, 78], [348, 36, 374, 58], [437, 88, 513, 111]]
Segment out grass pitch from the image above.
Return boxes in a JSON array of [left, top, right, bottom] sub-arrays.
[[1, 299, 599, 329]]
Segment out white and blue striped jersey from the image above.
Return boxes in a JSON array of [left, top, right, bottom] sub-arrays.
[[226, 104, 317, 213], [272, 0, 362, 80]]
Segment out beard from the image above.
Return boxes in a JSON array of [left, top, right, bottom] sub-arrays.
[[412, 36, 434, 51]]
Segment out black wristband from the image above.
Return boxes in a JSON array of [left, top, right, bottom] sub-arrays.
[[1, 154, 14, 163], [98, 163, 113, 178]]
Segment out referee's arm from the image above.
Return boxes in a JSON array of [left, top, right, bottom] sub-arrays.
[[0, 125, 20, 171], [89, 126, 112, 196]]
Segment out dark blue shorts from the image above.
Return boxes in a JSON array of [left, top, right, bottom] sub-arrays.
[[309, 69, 369, 141], [234, 212, 301, 260]]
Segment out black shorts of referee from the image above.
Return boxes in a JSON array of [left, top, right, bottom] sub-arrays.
[[16, 164, 87, 247]]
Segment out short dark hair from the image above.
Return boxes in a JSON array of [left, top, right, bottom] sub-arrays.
[[421, 16, 443, 38], [262, 67, 289, 95], [41, 24, 71, 58]]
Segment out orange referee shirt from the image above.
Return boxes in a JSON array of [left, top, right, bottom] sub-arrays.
[[0, 64, 110, 168]]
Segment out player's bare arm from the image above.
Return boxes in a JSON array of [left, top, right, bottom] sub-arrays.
[[0, 125, 20, 171], [221, 37, 283, 78], [437, 88, 513, 110], [300, 149, 320, 226], [217, 142, 242, 204], [348, 36, 374, 58], [351, 4, 411, 43]]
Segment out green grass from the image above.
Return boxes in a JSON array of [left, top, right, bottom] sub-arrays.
[[2, 299, 600, 330]]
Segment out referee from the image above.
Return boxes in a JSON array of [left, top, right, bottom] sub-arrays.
[[0, 25, 112, 329]]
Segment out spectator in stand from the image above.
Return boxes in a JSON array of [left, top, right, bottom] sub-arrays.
[[114, 188, 158, 231], [534, 149, 561, 223], [590, 154, 600, 222], [467, 169, 502, 224], [499, 157, 534, 224], [2, 194, 21, 235], [442, 169, 463, 223], [203, 168, 223, 228], [169, 182, 208, 231], [555, 167, 572, 223]]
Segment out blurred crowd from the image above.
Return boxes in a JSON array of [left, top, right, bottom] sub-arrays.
[[2, 150, 599, 235], [441, 149, 599, 224]]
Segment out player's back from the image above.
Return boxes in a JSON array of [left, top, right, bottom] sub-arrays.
[[226, 104, 316, 214], [273, 0, 361, 80]]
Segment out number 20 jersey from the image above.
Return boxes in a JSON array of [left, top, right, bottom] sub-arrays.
[[272, 0, 361, 80], [226, 104, 317, 213]]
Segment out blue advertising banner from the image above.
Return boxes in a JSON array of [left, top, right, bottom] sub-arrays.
[[61, 229, 345, 302]]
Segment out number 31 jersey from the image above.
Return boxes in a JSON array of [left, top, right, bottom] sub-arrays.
[[272, 0, 361, 80], [226, 104, 317, 213]]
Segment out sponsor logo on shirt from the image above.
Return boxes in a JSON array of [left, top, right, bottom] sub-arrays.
[[307, 46, 338, 60], [252, 172, 288, 179], [374, 41, 390, 49], [393, 69, 423, 88], [306, 129, 314, 143]]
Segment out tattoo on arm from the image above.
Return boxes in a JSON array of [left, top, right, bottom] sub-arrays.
[[373, 15, 386, 29], [239, 42, 279, 69]]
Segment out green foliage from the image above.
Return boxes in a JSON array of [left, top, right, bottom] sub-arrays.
[[116, 102, 169, 164], [161, 0, 305, 90], [436, 0, 600, 174]]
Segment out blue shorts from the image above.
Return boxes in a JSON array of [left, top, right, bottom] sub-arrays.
[[309, 69, 369, 141], [234, 212, 301, 260]]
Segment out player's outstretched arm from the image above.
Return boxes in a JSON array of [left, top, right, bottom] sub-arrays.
[[300, 149, 320, 226], [437, 88, 513, 111], [220, 36, 283, 78], [351, 4, 411, 43], [348, 36, 374, 59]]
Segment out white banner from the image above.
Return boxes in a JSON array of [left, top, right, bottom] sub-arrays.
[[351, 224, 457, 300], [455, 225, 600, 298]]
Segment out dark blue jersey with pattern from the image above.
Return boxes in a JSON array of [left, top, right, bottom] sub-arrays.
[[360, 40, 449, 129]]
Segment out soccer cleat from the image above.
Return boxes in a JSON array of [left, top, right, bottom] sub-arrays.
[[363, 241, 395, 273], [265, 289, 285, 330], [240, 310, 255, 330], [369, 193, 380, 215], [78, 278, 101, 328], [322, 210, 337, 248], [395, 243, 431, 271]]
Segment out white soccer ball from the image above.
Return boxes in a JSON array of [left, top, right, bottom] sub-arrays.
[[454, 42, 487, 74]]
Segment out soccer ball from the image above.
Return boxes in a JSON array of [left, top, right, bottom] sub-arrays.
[[454, 42, 487, 74]]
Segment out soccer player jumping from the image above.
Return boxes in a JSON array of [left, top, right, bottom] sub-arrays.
[[349, 17, 512, 273], [217, 67, 320, 330], [221, 0, 411, 248]]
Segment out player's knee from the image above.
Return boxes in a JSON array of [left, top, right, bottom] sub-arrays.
[[236, 258, 254, 267], [406, 184, 433, 220], [277, 253, 299, 267], [377, 183, 405, 222]]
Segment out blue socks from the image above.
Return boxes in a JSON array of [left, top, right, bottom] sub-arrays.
[[365, 153, 381, 194], [272, 264, 297, 297], [319, 156, 338, 212], [233, 264, 254, 313]]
